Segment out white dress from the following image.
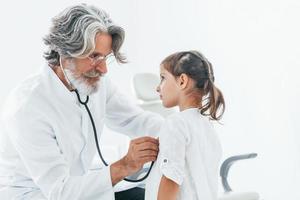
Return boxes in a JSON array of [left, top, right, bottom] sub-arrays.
[[145, 108, 222, 200]]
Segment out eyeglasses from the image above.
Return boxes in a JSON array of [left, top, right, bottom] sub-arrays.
[[87, 52, 115, 66]]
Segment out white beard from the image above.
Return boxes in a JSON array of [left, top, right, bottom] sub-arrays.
[[63, 62, 101, 96]]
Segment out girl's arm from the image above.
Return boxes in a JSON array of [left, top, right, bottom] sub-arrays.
[[157, 175, 179, 200]]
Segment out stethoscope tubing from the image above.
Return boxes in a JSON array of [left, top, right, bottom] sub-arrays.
[[74, 89, 154, 182]]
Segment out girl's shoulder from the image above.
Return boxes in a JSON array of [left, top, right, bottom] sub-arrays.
[[162, 108, 212, 138], [164, 111, 187, 126], [165, 108, 202, 124], [160, 112, 191, 141]]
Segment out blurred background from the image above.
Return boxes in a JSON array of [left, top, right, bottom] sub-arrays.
[[0, 0, 299, 199]]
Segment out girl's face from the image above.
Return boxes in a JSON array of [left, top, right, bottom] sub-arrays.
[[156, 65, 180, 108]]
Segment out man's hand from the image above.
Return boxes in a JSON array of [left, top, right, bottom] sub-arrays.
[[123, 136, 159, 174], [110, 136, 159, 185]]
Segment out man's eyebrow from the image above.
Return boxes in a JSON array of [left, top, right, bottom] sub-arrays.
[[91, 51, 113, 56], [90, 51, 104, 56]]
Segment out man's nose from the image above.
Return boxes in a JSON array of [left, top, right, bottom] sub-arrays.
[[96, 62, 108, 74]]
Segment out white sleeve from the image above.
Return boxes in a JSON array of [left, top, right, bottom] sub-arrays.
[[6, 106, 113, 200], [158, 115, 189, 185], [104, 77, 163, 138]]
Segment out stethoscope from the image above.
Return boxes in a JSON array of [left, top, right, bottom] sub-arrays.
[[59, 59, 153, 182]]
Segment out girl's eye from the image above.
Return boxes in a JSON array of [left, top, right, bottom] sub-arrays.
[[160, 76, 165, 82]]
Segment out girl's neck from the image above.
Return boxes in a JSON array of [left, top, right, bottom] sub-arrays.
[[178, 93, 202, 112]]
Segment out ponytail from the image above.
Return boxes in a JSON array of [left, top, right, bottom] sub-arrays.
[[200, 79, 225, 121]]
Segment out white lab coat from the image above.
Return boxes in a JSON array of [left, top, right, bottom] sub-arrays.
[[145, 108, 222, 200], [0, 65, 163, 200]]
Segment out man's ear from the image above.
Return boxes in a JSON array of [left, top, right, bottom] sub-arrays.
[[60, 57, 69, 69], [177, 73, 189, 90]]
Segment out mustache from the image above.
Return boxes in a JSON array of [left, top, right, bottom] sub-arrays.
[[83, 69, 102, 78]]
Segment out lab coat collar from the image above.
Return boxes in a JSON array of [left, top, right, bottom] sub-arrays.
[[41, 64, 96, 106], [42, 64, 98, 111]]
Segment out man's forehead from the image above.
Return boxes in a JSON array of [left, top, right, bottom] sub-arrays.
[[93, 33, 113, 55]]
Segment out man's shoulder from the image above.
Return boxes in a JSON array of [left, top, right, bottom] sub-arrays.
[[2, 73, 45, 119]]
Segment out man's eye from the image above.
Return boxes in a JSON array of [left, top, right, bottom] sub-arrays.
[[89, 54, 98, 59]]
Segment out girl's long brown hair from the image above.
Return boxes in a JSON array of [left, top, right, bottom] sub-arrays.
[[161, 50, 225, 121]]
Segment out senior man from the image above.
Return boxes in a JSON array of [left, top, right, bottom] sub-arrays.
[[0, 4, 163, 200]]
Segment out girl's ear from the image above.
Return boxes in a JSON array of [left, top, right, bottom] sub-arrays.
[[178, 73, 189, 90]]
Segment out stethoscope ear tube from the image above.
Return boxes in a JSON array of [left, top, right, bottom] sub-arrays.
[[74, 89, 154, 182]]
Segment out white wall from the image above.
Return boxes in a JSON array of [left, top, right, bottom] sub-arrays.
[[0, 0, 299, 199]]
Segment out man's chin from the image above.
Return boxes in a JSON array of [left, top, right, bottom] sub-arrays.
[[78, 86, 98, 96], [75, 80, 99, 96]]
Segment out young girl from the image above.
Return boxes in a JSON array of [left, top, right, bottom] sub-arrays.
[[145, 50, 225, 200]]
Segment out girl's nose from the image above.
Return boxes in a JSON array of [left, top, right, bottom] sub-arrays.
[[156, 85, 160, 93]]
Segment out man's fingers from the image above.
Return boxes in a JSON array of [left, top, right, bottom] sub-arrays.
[[136, 141, 159, 152], [132, 136, 159, 145], [140, 156, 157, 164], [126, 136, 159, 169], [138, 150, 158, 158]]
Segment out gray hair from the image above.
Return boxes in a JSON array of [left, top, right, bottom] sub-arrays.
[[43, 4, 126, 67]]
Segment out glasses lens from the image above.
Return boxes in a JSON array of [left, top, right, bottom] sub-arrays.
[[90, 55, 104, 65], [106, 55, 115, 65]]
